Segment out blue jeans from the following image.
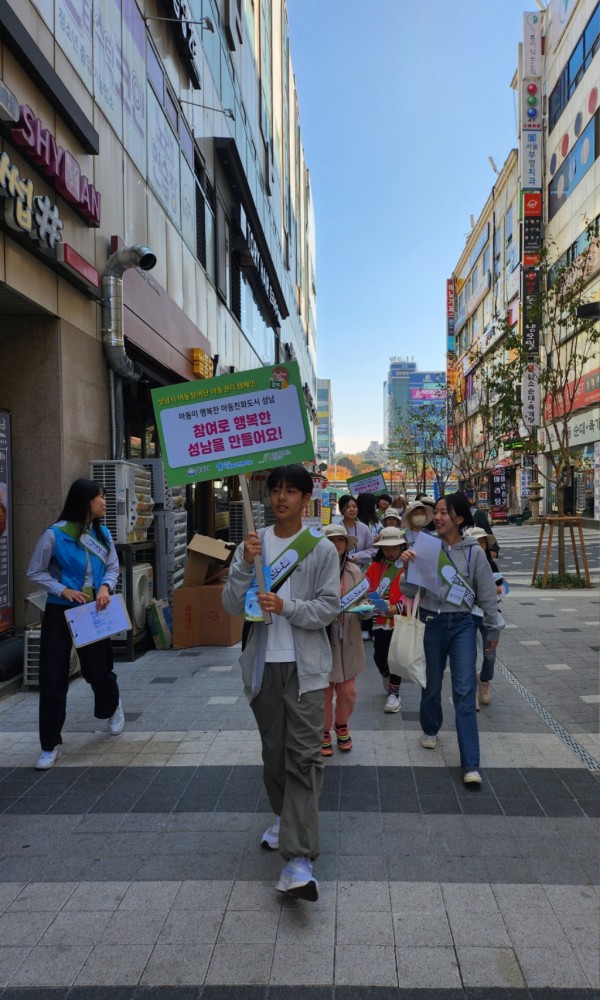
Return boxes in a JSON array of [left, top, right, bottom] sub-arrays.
[[419, 610, 479, 770], [473, 615, 496, 681]]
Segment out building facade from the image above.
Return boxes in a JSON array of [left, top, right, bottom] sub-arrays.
[[316, 377, 334, 467], [384, 358, 445, 449], [0, 0, 318, 630], [447, 0, 599, 521]]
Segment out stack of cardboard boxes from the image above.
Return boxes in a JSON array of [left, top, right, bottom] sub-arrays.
[[172, 535, 244, 649]]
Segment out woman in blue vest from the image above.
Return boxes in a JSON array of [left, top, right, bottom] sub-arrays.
[[27, 479, 123, 769]]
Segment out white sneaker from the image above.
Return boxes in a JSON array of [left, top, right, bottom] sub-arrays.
[[108, 701, 125, 735], [35, 746, 61, 770], [478, 680, 492, 705], [464, 769, 482, 786], [420, 733, 438, 749], [275, 857, 319, 901], [261, 816, 280, 851], [384, 692, 401, 713]]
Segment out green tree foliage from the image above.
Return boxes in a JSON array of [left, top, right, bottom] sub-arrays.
[[484, 222, 599, 574]]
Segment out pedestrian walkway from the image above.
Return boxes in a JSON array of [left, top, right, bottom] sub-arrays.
[[0, 553, 597, 995]]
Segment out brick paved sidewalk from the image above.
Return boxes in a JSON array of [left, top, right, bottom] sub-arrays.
[[0, 548, 597, 997]]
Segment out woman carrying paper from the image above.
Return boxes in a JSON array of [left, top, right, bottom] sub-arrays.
[[27, 479, 123, 770], [401, 493, 501, 787]]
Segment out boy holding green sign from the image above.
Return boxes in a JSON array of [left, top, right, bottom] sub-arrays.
[[222, 464, 339, 901]]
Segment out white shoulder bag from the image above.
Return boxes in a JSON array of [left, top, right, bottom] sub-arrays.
[[388, 589, 427, 688]]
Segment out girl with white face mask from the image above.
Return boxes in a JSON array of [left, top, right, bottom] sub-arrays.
[[401, 500, 435, 545]]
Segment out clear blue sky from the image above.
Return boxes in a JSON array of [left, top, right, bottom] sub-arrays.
[[286, 0, 534, 454]]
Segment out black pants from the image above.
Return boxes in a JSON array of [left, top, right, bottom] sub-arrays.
[[372, 628, 402, 687], [39, 604, 120, 751]]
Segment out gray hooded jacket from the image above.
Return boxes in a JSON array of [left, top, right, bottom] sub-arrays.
[[401, 535, 502, 643], [222, 527, 340, 701]]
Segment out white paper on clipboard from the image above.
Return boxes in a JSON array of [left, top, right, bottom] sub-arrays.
[[64, 594, 132, 648]]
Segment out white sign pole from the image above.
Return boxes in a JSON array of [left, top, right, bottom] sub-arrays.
[[239, 474, 271, 625]]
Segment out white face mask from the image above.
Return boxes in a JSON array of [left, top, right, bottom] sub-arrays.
[[410, 512, 429, 528]]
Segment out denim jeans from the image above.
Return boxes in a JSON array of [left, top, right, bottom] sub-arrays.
[[473, 615, 496, 681], [419, 609, 479, 770]]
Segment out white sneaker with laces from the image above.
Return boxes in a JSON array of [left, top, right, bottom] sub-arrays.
[[261, 816, 281, 851], [108, 701, 125, 735], [35, 746, 61, 770], [420, 733, 438, 749], [463, 769, 482, 786], [384, 692, 401, 713], [275, 857, 319, 901]]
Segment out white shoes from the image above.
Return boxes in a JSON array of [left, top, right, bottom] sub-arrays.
[[384, 692, 401, 713], [464, 769, 482, 786], [261, 816, 281, 851], [35, 745, 61, 770], [275, 857, 319, 901], [478, 679, 492, 705], [108, 701, 125, 735], [420, 733, 438, 749]]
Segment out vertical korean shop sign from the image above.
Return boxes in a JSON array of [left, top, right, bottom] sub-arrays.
[[0, 411, 13, 633], [151, 362, 315, 486]]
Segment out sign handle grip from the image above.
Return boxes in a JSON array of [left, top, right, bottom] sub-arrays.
[[239, 474, 271, 625]]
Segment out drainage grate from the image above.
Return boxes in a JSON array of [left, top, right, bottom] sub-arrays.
[[496, 656, 600, 773]]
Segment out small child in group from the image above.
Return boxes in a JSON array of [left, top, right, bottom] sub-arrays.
[[374, 507, 403, 540], [365, 526, 408, 713], [321, 523, 368, 755]]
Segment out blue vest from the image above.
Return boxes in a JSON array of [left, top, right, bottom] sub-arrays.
[[46, 523, 111, 607]]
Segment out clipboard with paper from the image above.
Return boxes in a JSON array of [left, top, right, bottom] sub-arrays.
[[64, 594, 132, 648]]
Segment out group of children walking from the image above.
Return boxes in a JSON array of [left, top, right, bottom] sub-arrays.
[[223, 466, 503, 903]]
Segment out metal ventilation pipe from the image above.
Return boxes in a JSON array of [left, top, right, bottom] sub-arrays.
[[101, 244, 157, 380], [100, 244, 157, 459]]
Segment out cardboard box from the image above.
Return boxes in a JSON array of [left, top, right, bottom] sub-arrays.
[[183, 534, 235, 586], [146, 599, 173, 649], [173, 581, 243, 648]]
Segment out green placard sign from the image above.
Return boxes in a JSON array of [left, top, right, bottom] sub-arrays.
[[151, 361, 315, 486], [347, 469, 387, 496]]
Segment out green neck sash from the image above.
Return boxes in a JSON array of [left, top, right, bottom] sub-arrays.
[[268, 526, 324, 592]]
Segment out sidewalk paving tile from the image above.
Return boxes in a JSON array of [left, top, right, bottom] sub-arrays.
[[0, 525, 597, 993]]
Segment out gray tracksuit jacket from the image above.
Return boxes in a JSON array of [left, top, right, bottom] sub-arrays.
[[401, 535, 502, 644], [222, 528, 339, 701]]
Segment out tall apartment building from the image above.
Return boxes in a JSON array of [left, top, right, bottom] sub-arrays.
[[447, 0, 599, 519], [0, 0, 318, 628], [316, 378, 334, 467], [384, 358, 445, 449]]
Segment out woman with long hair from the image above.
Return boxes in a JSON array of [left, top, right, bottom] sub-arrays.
[[401, 493, 501, 786], [27, 478, 123, 769], [335, 495, 376, 569]]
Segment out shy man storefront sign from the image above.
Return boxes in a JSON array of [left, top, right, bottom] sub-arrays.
[[152, 361, 315, 486]]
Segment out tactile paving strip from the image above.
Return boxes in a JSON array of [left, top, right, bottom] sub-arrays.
[[497, 655, 600, 773]]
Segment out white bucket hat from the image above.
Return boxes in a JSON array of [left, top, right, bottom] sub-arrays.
[[374, 526, 406, 547], [381, 509, 402, 523], [401, 500, 434, 528], [322, 523, 358, 549]]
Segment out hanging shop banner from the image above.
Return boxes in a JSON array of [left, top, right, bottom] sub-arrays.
[[346, 469, 387, 497], [490, 466, 509, 523], [522, 267, 540, 355], [522, 362, 540, 429], [151, 361, 315, 486], [0, 411, 13, 634]]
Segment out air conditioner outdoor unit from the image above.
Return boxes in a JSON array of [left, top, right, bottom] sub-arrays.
[[115, 562, 154, 638], [89, 460, 154, 543], [23, 627, 80, 690]]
